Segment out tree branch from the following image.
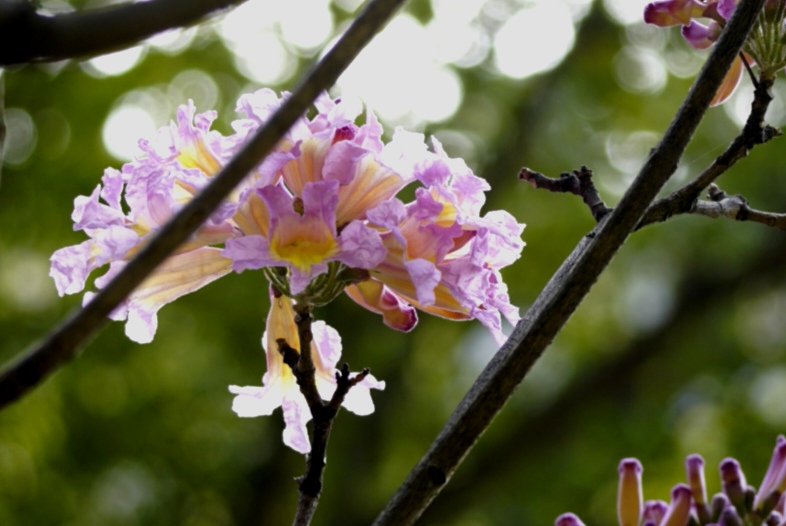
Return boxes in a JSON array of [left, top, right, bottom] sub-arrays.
[[426, 239, 786, 523], [0, 0, 250, 65], [638, 75, 781, 228], [519, 165, 611, 222], [524, 74, 781, 232], [0, 0, 408, 409], [372, 1, 767, 524], [691, 184, 786, 230], [0, 70, 5, 187], [278, 303, 373, 525]]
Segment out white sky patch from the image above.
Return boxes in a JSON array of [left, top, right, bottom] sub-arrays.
[[102, 105, 157, 161], [335, 14, 462, 126], [493, 0, 576, 79], [83, 45, 146, 78]]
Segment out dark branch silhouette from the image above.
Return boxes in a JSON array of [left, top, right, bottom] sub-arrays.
[[372, 1, 767, 523], [638, 77, 781, 229], [425, 238, 786, 523], [519, 165, 611, 222], [0, 0, 249, 65], [524, 77, 782, 232], [277, 302, 373, 525], [0, 0, 408, 410]]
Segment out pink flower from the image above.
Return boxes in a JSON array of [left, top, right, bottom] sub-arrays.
[[357, 134, 524, 345], [229, 288, 384, 453], [643, 0, 748, 106]]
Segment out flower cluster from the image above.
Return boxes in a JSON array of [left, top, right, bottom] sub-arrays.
[[556, 435, 786, 526], [644, 0, 786, 105], [50, 89, 524, 451]]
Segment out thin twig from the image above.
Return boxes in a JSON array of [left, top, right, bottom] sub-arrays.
[[740, 52, 760, 89], [280, 305, 373, 525], [0, 0, 408, 409], [692, 184, 786, 229], [519, 165, 611, 222], [638, 75, 780, 228], [0, 0, 249, 65], [372, 1, 767, 523]]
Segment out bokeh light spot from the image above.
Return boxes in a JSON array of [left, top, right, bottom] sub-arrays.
[[279, 0, 334, 53], [102, 104, 157, 161], [336, 14, 462, 126], [83, 45, 146, 78], [614, 46, 667, 94], [2, 108, 38, 166], [0, 249, 56, 313], [493, 0, 575, 79], [749, 367, 786, 425], [604, 0, 651, 25]]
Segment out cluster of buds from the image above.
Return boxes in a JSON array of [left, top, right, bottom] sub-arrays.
[[49, 89, 524, 451], [644, 0, 786, 104], [557, 435, 786, 526]]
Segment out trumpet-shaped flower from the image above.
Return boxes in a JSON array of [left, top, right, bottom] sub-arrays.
[[51, 89, 523, 345], [230, 289, 384, 453], [643, 0, 749, 106]]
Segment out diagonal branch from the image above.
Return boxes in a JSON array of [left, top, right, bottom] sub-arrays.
[[0, 0, 408, 410], [372, 0, 767, 524], [0, 0, 249, 65]]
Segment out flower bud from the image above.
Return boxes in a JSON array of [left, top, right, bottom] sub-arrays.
[[686, 454, 710, 523], [720, 458, 748, 515], [754, 436, 786, 516], [555, 513, 587, 526], [644, 499, 669, 525], [618, 458, 644, 526], [661, 484, 693, 526]]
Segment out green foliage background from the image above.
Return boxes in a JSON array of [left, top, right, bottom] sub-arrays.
[[2, 1, 786, 524]]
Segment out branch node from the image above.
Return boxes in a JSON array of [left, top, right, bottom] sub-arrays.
[[520, 165, 611, 223]]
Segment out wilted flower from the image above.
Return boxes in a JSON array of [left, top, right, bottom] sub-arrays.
[[557, 435, 786, 526]]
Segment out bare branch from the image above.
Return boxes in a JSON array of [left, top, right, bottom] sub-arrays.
[[691, 184, 786, 230], [0, 0, 408, 409], [0, 0, 249, 65], [519, 165, 611, 222], [0, 70, 5, 187], [373, 1, 767, 524], [639, 76, 781, 228], [280, 302, 374, 525]]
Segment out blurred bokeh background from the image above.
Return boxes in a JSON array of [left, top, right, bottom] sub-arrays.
[[2, 0, 786, 524]]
